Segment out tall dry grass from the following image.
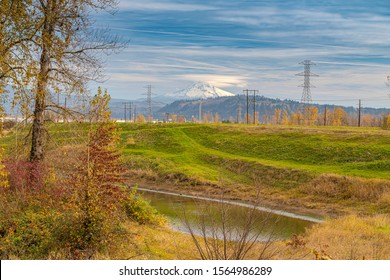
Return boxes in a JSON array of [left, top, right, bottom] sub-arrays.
[[281, 215, 390, 260], [299, 174, 390, 204]]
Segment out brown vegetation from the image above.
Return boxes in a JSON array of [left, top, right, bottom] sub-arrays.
[[281, 215, 390, 260]]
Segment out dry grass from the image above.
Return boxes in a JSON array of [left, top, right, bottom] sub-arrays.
[[300, 174, 390, 202], [298, 175, 390, 215], [92, 222, 199, 260], [279, 215, 390, 260]]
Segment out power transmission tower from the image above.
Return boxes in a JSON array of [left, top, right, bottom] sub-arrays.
[[123, 102, 127, 122], [296, 60, 319, 103], [244, 90, 249, 124], [165, 112, 170, 123], [122, 102, 133, 122], [144, 85, 153, 123], [129, 102, 133, 122]]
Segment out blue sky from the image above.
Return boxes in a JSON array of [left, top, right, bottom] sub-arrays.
[[94, 0, 390, 107]]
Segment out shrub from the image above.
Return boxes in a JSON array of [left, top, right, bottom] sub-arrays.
[[124, 189, 167, 226], [0, 208, 61, 259]]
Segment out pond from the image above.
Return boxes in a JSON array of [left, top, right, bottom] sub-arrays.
[[137, 187, 322, 240]]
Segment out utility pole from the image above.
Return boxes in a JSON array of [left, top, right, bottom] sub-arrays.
[[253, 90, 259, 124], [243, 90, 250, 124], [358, 99, 362, 127], [134, 105, 137, 122], [123, 102, 127, 122], [243, 89, 259, 124], [129, 102, 133, 122]]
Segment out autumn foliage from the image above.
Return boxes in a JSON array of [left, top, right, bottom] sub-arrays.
[[0, 89, 164, 259]]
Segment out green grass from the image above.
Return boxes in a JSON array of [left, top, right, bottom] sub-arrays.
[[2, 122, 389, 216], [118, 123, 390, 182], [2, 123, 389, 183]]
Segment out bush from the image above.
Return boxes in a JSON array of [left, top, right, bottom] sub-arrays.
[[0, 208, 61, 259], [124, 189, 167, 226], [381, 115, 390, 130]]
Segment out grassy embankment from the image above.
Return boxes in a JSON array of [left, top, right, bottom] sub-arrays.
[[1, 123, 389, 259], [118, 123, 390, 260], [117, 123, 390, 217]]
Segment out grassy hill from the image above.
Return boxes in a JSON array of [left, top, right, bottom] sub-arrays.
[[118, 123, 390, 216], [122, 124, 389, 177], [2, 123, 390, 216], [1, 122, 389, 259]]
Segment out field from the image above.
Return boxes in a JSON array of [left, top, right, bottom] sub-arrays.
[[3, 123, 389, 217], [116, 123, 390, 217], [1, 122, 390, 260]]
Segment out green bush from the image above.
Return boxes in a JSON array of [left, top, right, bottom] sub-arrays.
[[0, 208, 61, 259], [124, 189, 167, 226]]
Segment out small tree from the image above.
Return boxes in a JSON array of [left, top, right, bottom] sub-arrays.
[[65, 89, 126, 257], [281, 110, 289, 125], [382, 114, 390, 130], [273, 108, 281, 125], [305, 106, 318, 126], [214, 112, 220, 124], [137, 114, 146, 123]]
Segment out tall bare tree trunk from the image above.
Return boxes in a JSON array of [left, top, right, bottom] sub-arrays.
[[29, 0, 55, 162]]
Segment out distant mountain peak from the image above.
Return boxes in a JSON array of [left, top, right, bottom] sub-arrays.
[[167, 81, 236, 99]]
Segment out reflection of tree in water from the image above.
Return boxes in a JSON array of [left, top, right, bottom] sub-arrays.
[[180, 193, 280, 260]]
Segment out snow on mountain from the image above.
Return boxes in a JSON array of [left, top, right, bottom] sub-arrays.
[[167, 82, 236, 99]]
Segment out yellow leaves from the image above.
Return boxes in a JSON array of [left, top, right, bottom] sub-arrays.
[[89, 87, 112, 122], [0, 148, 9, 188], [304, 106, 319, 126]]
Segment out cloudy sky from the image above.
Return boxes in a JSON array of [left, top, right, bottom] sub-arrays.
[[94, 0, 390, 107]]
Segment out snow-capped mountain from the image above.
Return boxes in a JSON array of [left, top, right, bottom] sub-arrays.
[[167, 82, 236, 99]]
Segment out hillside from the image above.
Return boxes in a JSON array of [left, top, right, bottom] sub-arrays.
[[157, 95, 390, 123], [1, 123, 390, 259], [119, 124, 390, 216]]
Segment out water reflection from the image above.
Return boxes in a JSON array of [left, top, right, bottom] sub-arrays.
[[139, 189, 318, 240]]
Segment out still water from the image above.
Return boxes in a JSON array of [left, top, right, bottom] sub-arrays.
[[138, 188, 322, 240]]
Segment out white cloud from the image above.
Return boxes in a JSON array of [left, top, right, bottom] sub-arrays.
[[117, 0, 215, 12], [176, 74, 249, 88], [217, 7, 390, 47]]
